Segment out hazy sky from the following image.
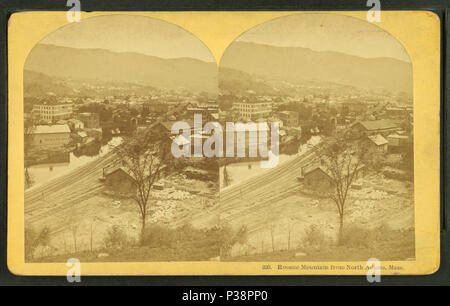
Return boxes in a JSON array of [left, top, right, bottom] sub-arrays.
[[39, 15, 216, 62], [237, 13, 411, 62], [39, 14, 410, 63]]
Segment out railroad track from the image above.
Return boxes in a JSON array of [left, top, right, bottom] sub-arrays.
[[182, 149, 318, 231], [24, 152, 117, 230]]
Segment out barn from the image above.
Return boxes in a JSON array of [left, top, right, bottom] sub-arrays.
[[351, 120, 399, 136], [302, 166, 334, 192], [302, 162, 365, 192], [366, 134, 388, 153], [104, 167, 136, 194]]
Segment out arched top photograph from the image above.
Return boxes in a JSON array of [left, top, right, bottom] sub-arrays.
[[24, 14, 218, 98], [220, 13, 412, 100]]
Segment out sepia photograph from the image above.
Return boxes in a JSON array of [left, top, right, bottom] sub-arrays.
[[23, 15, 223, 262], [23, 13, 415, 263], [218, 13, 415, 262], [7, 10, 440, 275]]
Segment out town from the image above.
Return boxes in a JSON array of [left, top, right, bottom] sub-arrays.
[[24, 88, 413, 189], [23, 82, 414, 262], [23, 13, 415, 263]]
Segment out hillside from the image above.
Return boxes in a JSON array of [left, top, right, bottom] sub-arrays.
[[220, 41, 413, 94], [219, 67, 279, 96], [24, 44, 218, 95], [24, 70, 163, 98], [219, 67, 364, 97]]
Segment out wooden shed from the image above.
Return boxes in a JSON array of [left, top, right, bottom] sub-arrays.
[[104, 167, 136, 194]]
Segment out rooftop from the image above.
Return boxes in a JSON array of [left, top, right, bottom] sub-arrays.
[[33, 124, 71, 134], [104, 166, 135, 180], [368, 134, 388, 146], [354, 120, 398, 131], [278, 111, 298, 116], [34, 102, 73, 106], [387, 133, 409, 139], [303, 165, 332, 178]]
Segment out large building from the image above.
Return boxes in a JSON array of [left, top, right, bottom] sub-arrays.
[[142, 102, 168, 114], [278, 111, 299, 127], [234, 101, 272, 121], [33, 103, 73, 122], [351, 120, 399, 136], [186, 104, 219, 122], [30, 124, 71, 149], [78, 112, 100, 128]]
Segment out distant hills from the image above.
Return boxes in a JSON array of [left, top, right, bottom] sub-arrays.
[[24, 44, 218, 95], [24, 42, 413, 99], [219, 68, 280, 96], [24, 70, 161, 98], [220, 41, 413, 94], [219, 67, 365, 97]]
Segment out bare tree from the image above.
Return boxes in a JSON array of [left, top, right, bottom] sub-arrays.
[[286, 217, 297, 251], [69, 223, 79, 253], [114, 130, 173, 243], [223, 163, 233, 188], [263, 213, 278, 253], [38, 227, 51, 257], [312, 134, 367, 244], [257, 230, 264, 254], [25, 226, 51, 260], [90, 217, 99, 252], [269, 222, 276, 253]]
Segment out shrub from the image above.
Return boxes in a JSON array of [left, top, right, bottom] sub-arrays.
[[141, 224, 176, 248], [340, 223, 393, 248], [340, 224, 371, 248], [301, 224, 330, 250], [103, 225, 134, 250], [25, 226, 52, 260], [369, 154, 385, 171], [233, 225, 249, 245], [382, 168, 413, 181], [140, 223, 245, 260]]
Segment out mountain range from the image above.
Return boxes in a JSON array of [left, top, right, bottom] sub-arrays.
[[25, 44, 218, 95], [24, 42, 412, 98], [220, 41, 413, 94]]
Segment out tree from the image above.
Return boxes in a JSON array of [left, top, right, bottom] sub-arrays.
[[37, 226, 51, 257], [103, 225, 131, 249], [269, 221, 276, 252], [231, 225, 249, 256], [69, 223, 79, 253], [114, 130, 173, 243], [222, 163, 232, 188], [90, 218, 98, 252], [25, 226, 51, 260], [312, 134, 367, 244], [285, 216, 300, 251]]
